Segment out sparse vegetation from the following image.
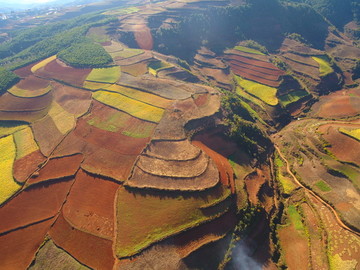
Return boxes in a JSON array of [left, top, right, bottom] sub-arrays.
[[312, 56, 334, 76]]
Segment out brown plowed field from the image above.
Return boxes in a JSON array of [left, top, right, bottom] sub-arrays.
[[192, 140, 235, 193], [194, 54, 227, 69], [35, 59, 92, 86], [81, 147, 138, 182], [227, 59, 282, 78], [127, 157, 219, 191], [224, 54, 282, 72], [32, 116, 65, 156], [27, 154, 83, 185], [228, 61, 280, 81], [193, 94, 208, 107], [0, 219, 54, 270], [231, 66, 281, 87], [62, 170, 119, 240], [14, 62, 39, 78], [50, 212, 115, 270], [74, 119, 150, 155], [120, 62, 148, 76], [0, 91, 52, 111], [282, 57, 320, 79], [199, 67, 231, 85], [51, 131, 86, 157], [282, 53, 318, 67], [319, 125, 360, 165], [244, 169, 266, 205], [225, 49, 270, 62], [310, 88, 360, 118], [0, 179, 74, 234], [16, 75, 50, 90], [145, 139, 201, 161], [114, 51, 153, 66], [0, 109, 49, 122], [52, 83, 92, 117], [137, 151, 209, 178], [134, 25, 153, 50], [13, 150, 45, 183]]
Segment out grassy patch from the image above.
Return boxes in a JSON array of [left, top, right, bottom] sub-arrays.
[[57, 41, 113, 68], [339, 128, 360, 142], [8, 84, 52, 98], [93, 91, 164, 123], [87, 110, 132, 132], [14, 127, 39, 159], [234, 45, 265, 55], [86, 26, 110, 43], [287, 205, 305, 232], [315, 180, 332, 192], [122, 122, 155, 138], [148, 60, 172, 76], [109, 48, 143, 59], [85, 66, 120, 83], [116, 186, 230, 258], [236, 86, 265, 109], [0, 68, 20, 95], [0, 135, 21, 205], [48, 102, 75, 135], [312, 56, 333, 76], [83, 81, 112, 90], [106, 84, 172, 108], [235, 76, 278, 106], [278, 90, 309, 107], [103, 7, 139, 16], [329, 254, 357, 270], [275, 154, 297, 194], [31, 55, 56, 73], [0, 121, 28, 138]]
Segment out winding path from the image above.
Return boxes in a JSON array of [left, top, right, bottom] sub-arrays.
[[274, 145, 360, 237]]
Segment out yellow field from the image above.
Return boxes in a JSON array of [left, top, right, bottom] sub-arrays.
[[312, 56, 333, 76], [85, 66, 121, 83], [93, 91, 164, 123], [109, 48, 143, 59], [83, 81, 112, 91], [0, 122, 28, 138], [48, 102, 75, 134], [14, 127, 39, 159], [8, 85, 52, 98], [234, 46, 265, 55], [31, 55, 57, 73], [339, 128, 360, 142], [106, 84, 172, 108], [0, 135, 21, 205], [235, 76, 278, 106]]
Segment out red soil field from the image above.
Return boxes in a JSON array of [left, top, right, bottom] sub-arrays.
[[52, 82, 92, 117], [50, 212, 115, 270], [0, 179, 74, 234], [244, 169, 266, 205], [14, 61, 40, 78], [193, 94, 208, 107], [0, 218, 54, 270], [74, 118, 151, 155], [227, 60, 281, 80], [0, 109, 49, 122], [199, 67, 231, 86], [311, 88, 360, 118], [81, 146, 138, 182], [115, 51, 153, 66], [320, 125, 360, 165], [31, 116, 65, 157], [51, 131, 86, 158], [0, 91, 53, 112], [224, 54, 283, 73], [27, 154, 83, 185], [36, 59, 92, 86], [230, 66, 281, 87], [192, 140, 235, 193], [16, 75, 50, 91], [62, 170, 119, 239], [134, 25, 154, 50], [13, 150, 46, 183]]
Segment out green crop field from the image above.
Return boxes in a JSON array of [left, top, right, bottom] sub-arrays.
[[93, 91, 165, 123], [234, 45, 265, 55], [109, 48, 143, 59], [85, 66, 120, 84], [339, 128, 360, 142], [278, 90, 309, 107], [148, 60, 172, 76], [0, 135, 21, 205], [312, 56, 333, 76], [315, 180, 332, 192], [235, 76, 278, 106], [287, 205, 305, 232]]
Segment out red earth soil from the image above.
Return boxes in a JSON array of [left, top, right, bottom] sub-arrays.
[[13, 150, 46, 183], [0, 218, 54, 270], [227, 60, 281, 80], [31, 116, 65, 157], [62, 169, 120, 240], [172, 208, 236, 258], [230, 66, 281, 87], [320, 125, 360, 165], [0, 179, 74, 234], [13, 61, 40, 78], [224, 54, 283, 73], [0, 91, 53, 111], [193, 94, 208, 107], [244, 169, 266, 205], [134, 25, 154, 50], [36, 59, 92, 86], [16, 75, 50, 90], [52, 82, 92, 116], [50, 212, 115, 270], [27, 154, 83, 185]]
